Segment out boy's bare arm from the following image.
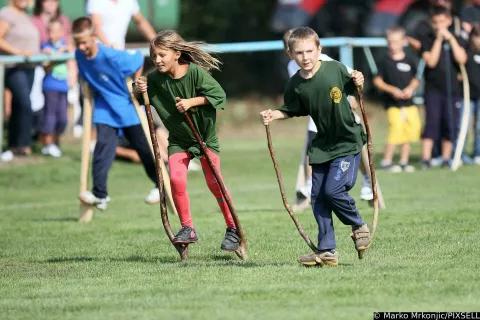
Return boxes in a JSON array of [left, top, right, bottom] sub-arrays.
[[404, 78, 420, 91], [373, 76, 404, 99], [445, 31, 468, 65], [422, 35, 444, 68], [259, 109, 290, 126]]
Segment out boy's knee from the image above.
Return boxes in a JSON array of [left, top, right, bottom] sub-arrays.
[[324, 185, 337, 203]]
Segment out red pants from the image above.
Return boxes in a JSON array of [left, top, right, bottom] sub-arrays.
[[168, 150, 235, 229]]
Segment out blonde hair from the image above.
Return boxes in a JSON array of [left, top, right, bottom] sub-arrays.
[[386, 25, 406, 38], [9, 0, 33, 8], [149, 30, 221, 73], [287, 27, 320, 53]]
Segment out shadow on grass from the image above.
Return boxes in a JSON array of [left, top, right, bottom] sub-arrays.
[[32, 217, 78, 222], [40, 254, 293, 268]]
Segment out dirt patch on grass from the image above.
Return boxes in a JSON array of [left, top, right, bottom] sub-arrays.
[[0, 155, 46, 168]]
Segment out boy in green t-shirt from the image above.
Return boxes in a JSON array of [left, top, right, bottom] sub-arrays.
[[260, 27, 372, 266]]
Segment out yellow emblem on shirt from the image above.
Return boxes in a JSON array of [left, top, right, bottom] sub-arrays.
[[330, 87, 342, 103]]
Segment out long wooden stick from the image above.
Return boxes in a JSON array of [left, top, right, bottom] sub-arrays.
[[142, 92, 188, 260], [357, 87, 379, 235], [265, 125, 318, 252], [127, 79, 178, 216], [184, 112, 247, 260], [79, 82, 94, 222], [452, 17, 471, 171], [451, 64, 471, 171]]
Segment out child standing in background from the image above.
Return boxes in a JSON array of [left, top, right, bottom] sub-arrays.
[[40, 18, 71, 158], [466, 24, 480, 165], [374, 26, 421, 172]]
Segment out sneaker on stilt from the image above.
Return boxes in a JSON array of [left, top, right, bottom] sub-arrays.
[[350, 224, 371, 259], [221, 227, 240, 252], [173, 226, 198, 244], [298, 251, 338, 267], [79, 191, 110, 211], [296, 185, 311, 200]]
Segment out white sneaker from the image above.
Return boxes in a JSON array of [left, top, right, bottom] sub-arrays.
[[145, 188, 160, 204], [474, 157, 480, 166], [359, 186, 373, 201], [79, 191, 110, 211], [1, 150, 14, 162], [89, 140, 97, 154], [41, 144, 62, 158], [73, 125, 83, 138], [400, 164, 415, 172], [296, 185, 311, 199], [188, 160, 201, 172], [430, 157, 443, 167]]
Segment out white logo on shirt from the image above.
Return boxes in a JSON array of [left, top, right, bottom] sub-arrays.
[[396, 63, 411, 72], [99, 73, 110, 82], [474, 55, 480, 64], [127, 49, 137, 55]]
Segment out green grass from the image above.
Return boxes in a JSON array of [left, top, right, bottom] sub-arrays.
[[1, 119, 480, 320]]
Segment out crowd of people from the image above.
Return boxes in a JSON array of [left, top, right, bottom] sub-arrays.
[[0, 0, 202, 169], [375, 1, 480, 171], [0, 0, 479, 174]]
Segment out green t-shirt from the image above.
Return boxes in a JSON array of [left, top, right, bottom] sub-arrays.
[[277, 61, 367, 164], [142, 63, 226, 158]]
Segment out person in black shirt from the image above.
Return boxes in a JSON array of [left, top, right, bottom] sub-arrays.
[[466, 24, 480, 164], [461, 0, 480, 33], [419, 6, 468, 168], [374, 26, 421, 173]]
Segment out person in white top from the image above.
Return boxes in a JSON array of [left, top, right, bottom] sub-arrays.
[[87, 0, 156, 49], [283, 29, 374, 202]]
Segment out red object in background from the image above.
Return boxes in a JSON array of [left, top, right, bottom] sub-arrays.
[[374, 0, 416, 15], [300, 0, 327, 15]]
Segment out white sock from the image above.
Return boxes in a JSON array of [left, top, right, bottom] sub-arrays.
[[362, 173, 371, 188]]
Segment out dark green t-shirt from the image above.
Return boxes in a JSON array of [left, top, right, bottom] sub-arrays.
[[141, 63, 226, 157], [277, 61, 366, 164]]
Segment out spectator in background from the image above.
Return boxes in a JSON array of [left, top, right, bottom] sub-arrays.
[[39, 19, 70, 158], [31, 0, 71, 44], [419, 7, 468, 169], [374, 26, 421, 172], [408, 0, 456, 52], [31, 0, 77, 147], [86, 0, 156, 49], [0, 0, 40, 162], [461, 0, 480, 33], [466, 23, 480, 164]]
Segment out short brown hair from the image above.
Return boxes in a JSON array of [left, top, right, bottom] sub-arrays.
[[469, 23, 480, 46], [72, 17, 94, 36], [47, 18, 63, 31], [287, 27, 320, 53], [386, 25, 406, 37]]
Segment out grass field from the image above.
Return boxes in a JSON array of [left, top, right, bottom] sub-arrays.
[[1, 116, 480, 320]]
